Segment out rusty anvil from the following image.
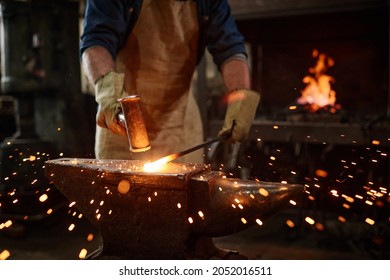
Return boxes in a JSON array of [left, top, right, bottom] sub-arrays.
[[45, 158, 304, 259]]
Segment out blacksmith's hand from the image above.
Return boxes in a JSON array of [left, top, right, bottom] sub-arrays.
[[218, 89, 260, 142], [95, 71, 127, 135]]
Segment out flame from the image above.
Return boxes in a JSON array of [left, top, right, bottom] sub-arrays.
[[297, 49, 337, 112], [143, 154, 179, 172]]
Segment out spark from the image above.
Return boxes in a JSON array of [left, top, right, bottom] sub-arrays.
[[47, 209, 53, 215], [289, 200, 297, 205], [238, 204, 244, 209], [198, 211, 205, 219], [241, 217, 247, 224], [342, 194, 354, 203], [305, 216, 315, 225], [256, 219, 263, 226], [365, 218, 375, 225], [69, 201, 76, 207], [68, 224, 75, 231], [315, 169, 328, 177], [39, 194, 48, 202], [118, 180, 131, 194], [188, 217, 194, 224], [286, 220, 295, 228], [258, 188, 269, 197], [79, 249, 88, 259], [315, 223, 325, 231], [177, 203, 182, 209], [87, 234, 94, 241], [0, 250, 10, 260], [338, 216, 346, 222]]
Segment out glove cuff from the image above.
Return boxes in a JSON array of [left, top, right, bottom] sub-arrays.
[[222, 89, 260, 142], [95, 71, 125, 103]]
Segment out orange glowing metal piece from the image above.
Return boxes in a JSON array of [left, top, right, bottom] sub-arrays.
[[143, 154, 179, 172]]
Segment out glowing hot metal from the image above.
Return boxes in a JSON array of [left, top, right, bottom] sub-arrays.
[[143, 136, 223, 172]]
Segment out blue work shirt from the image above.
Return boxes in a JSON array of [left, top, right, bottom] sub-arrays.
[[80, 0, 247, 69]]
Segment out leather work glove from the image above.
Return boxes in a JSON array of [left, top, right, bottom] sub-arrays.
[[95, 71, 126, 135], [218, 89, 260, 142]]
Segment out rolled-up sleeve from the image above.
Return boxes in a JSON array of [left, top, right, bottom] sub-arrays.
[[80, 0, 127, 60], [206, 0, 247, 69]]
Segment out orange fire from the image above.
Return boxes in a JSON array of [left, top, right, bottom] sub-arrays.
[[297, 49, 338, 112]]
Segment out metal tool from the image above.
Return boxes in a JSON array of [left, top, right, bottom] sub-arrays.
[[153, 122, 235, 164], [144, 136, 226, 166], [117, 95, 151, 152]]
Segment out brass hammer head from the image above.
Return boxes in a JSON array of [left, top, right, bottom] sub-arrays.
[[117, 95, 151, 152]]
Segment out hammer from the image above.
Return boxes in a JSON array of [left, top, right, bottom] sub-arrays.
[[117, 95, 151, 152]]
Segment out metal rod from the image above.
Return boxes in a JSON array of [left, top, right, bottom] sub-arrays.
[[153, 136, 224, 164], [174, 136, 223, 159]]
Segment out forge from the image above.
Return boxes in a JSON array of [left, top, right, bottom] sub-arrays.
[[44, 158, 304, 260]]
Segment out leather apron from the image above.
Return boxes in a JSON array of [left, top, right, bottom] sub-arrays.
[[95, 0, 204, 163]]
